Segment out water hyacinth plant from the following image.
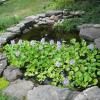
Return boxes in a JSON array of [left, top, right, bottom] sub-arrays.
[[3, 39, 100, 89]]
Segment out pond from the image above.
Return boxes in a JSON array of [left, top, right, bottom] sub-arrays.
[[17, 26, 79, 43]]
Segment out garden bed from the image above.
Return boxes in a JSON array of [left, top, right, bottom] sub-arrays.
[[0, 10, 100, 100]]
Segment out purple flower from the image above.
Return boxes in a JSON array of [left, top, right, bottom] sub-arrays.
[[11, 40, 15, 45], [30, 40, 35, 46], [18, 39, 22, 45], [69, 59, 75, 65], [57, 41, 62, 50], [40, 38, 45, 44], [87, 44, 94, 50], [15, 51, 20, 57], [55, 61, 61, 67], [50, 40, 54, 45], [62, 78, 69, 85]]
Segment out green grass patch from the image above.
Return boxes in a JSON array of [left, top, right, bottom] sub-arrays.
[[0, 77, 9, 90], [0, 0, 52, 31]]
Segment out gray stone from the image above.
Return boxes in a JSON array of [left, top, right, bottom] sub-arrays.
[[83, 86, 100, 100], [27, 85, 72, 100], [0, 37, 6, 46], [94, 38, 100, 49], [3, 79, 34, 100], [70, 11, 85, 16], [7, 26, 21, 33], [37, 13, 46, 18], [0, 53, 6, 60], [46, 10, 63, 17], [79, 24, 100, 41], [0, 59, 7, 76], [1, 32, 18, 41], [72, 93, 87, 100], [3, 66, 22, 82]]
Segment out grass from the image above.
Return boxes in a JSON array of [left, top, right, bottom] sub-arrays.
[[0, 0, 52, 32], [50, 0, 100, 24], [0, 92, 18, 100]]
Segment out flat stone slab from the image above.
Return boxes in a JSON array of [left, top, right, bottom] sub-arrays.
[[3, 79, 34, 100], [83, 86, 100, 100], [79, 24, 100, 41], [94, 38, 100, 49], [27, 85, 74, 100]]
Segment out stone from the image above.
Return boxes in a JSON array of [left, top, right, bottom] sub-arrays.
[[49, 15, 59, 21], [7, 26, 21, 33], [1, 32, 18, 41], [0, 59, 7, 76], [27, 85, 72, 100], [70, 11, 85, 16], [37, 13, 46, 18], [72, 93, 87, 100], [3, 66, 22, 82], [94, 38, 100, 49], [79, 24, 100, 41], [0, 37, 6, 46], [46, 10, 63, 17], [0, 53, 6, 60], [3, 79, 34, 100], [83, 86, 100, 100]]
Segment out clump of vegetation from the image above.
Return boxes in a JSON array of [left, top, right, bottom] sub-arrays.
[[0, 91, 18, 100], [53, 18, 83, 32], [0, 77, 9, 90], [4, 39, 100, 89]]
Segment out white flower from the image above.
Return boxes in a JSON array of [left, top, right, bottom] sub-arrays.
[[39, 46, 43, 50], [30, 40, 35, 46], [55, 61, 61, 67], [87, 44, 94, 50], [18, 39, 22, 45], [57, 41, 62, 50], [69, 59, 75, 65], [11, 40, 15, 45], [40, 38, 45, 44], [50, 40, 54, 45], [15, 51, 20, 57]]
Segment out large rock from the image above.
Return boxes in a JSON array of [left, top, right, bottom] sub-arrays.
[[83, 86, 100, 100], [3, 79, 34, 100], [7, 26, 21, 33], [3, 66, 22, 82], [94, 38, 100, 49], [0, 59, 7, 76], [27, 85, 74, 100], [79, 24, 100, 41]]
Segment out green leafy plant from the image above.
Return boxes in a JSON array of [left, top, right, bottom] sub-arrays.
[[4, 39, 100, 89], [0, 77, 9, 90], [53, 18, 83, 32]]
